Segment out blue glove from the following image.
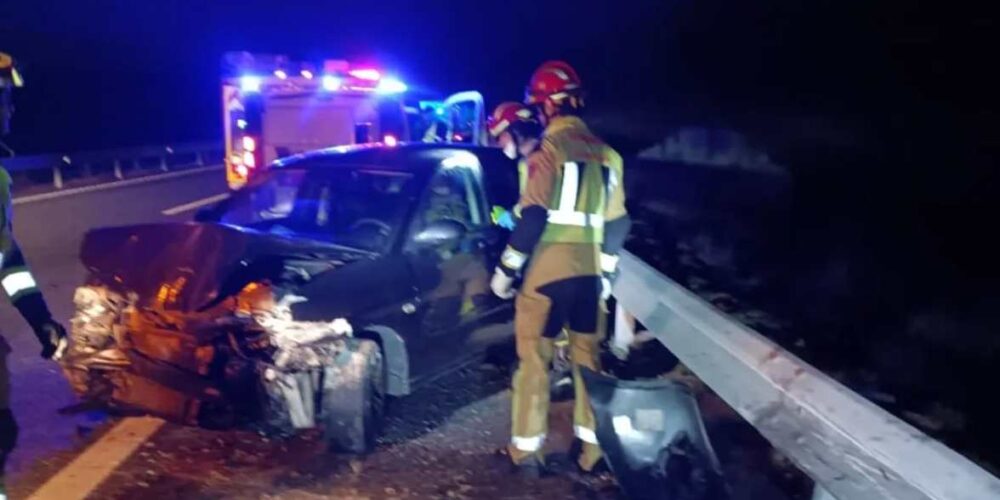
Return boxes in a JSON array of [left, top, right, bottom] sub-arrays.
[[496, 210, 517, 230]]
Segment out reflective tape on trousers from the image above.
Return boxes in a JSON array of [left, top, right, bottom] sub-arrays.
[[511, 434, 545, 452]]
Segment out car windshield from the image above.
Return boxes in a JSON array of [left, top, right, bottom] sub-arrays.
[[218, 166, 417, 252]]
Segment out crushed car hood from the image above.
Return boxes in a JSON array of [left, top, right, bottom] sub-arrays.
[[80, 222, 368, 312]]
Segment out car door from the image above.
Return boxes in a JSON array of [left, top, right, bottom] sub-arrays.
[[401, 157, 500, 379]]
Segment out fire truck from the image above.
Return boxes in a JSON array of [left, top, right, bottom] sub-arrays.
[[222, 52, 485, 189]]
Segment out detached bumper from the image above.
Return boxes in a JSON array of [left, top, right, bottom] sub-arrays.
[[581, 368, 729, 500]]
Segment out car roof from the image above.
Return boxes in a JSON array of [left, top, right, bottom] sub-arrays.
[[274, 142, 509, 173]]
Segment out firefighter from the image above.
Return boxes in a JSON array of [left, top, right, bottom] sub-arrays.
[[487, 102, 542, 230], [0, 53, 69, 494], [491, 60, 631, 476]]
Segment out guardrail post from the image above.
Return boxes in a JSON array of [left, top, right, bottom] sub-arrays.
[[160, 155, 169, 171], [194, 151, 204, 166], [113, 159, 124, 180], [52, 163, 64, 190]]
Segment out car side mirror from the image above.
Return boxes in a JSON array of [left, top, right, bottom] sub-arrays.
[[412, 219, 466, 248]]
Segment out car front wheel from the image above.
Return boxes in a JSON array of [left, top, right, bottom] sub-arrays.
[[323, 339, 385, 454]]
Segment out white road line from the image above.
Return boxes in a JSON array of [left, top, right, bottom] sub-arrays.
[[12, 165, 223, 206], [162, 192, 230, 216], [27, 416, 166, 500]]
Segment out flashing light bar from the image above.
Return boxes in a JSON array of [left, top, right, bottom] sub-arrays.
[[241, 75, 263, 92], [236, 66, 405, 94], [377, 77, 408, 94], [322, 75, 342, 91], [349, 68, 381, 81]]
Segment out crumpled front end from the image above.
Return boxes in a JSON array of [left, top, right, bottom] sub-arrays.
[[61, 281, 357, 433]]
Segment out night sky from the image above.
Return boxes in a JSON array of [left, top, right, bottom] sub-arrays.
[[3, 0, 995, 155]]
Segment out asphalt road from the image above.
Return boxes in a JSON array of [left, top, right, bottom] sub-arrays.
[[1, 168, 801, 499], [1, 167, 228, 475]]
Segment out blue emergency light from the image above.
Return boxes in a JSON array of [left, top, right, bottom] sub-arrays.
[[241, 75, 263, 93]]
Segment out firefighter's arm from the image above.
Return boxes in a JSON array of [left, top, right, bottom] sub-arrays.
[[601, 150, 631, 276], [496, 146, 557, 277], [0, 171, 67, 359]]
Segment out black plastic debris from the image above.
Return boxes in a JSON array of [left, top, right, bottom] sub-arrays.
[[581, 367, 730, 500]]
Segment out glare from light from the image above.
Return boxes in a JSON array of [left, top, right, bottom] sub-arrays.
[[301, 69, 314, 79], [241, 75, 263, 92], [349, 68, 381, 81], [441, 150, 480, 169], [236, 119, 248, 129], [435, 107, 445, 116], [236, 164, 249, 177], [242, 136, 256, 152], [322, 75, 342, 91], [383, 134, 399, 147], [377, 77, 408, 94], [243, 151, 256, 168], [274, 69, 288, 80]]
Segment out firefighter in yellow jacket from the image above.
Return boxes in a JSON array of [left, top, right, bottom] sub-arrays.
[[1, 53, 68, 494], [491, 61, 631, 476]]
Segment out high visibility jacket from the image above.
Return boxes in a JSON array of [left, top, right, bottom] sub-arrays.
[[498, 116, 629, 277], [511, 159, 529, 218], [0, 167, 52, 330]]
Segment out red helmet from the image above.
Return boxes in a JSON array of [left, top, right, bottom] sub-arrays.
[[488, 101, 536, 137], [525, 60, 582, 105]]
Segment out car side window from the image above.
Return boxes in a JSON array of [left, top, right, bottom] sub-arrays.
[[414, 168, 474, 232]]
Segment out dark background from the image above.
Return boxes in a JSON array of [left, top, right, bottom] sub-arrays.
[[2, 1, 994, 153], [3, 0, 1000, 464]]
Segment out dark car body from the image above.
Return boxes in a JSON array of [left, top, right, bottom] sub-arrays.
[[64, 144, 520, 435]]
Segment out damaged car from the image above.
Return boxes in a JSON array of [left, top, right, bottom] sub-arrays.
[[62, 144, 520, 452]]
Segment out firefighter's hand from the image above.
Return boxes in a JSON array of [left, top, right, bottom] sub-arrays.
[[36, 320, 69, 361], [496, 210, 516, 230], [491, 267, 516, 300]]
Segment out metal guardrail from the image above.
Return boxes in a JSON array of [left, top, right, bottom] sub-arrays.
[[611, 250, 1000, 500], [1, 141, 220, 189]]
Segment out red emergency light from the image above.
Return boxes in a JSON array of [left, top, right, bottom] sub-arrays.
[[349, 69, 381, 81]]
